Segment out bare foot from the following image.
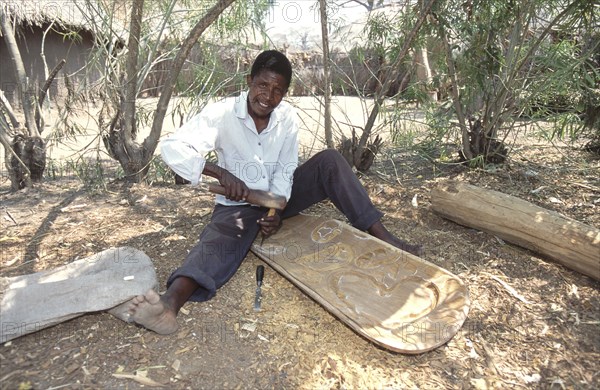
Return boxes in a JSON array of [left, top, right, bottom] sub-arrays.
[[368, 221, 424, 256], [385, 237, 424, 257], [128, 289, 179, 335]]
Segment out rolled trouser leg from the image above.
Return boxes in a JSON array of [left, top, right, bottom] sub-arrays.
[[166, 205, 263, 302]]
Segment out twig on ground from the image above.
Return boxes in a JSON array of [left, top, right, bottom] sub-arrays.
[[4, 209, 17, 225], [570, 182, 600, 192], [481, 271, 533, 304]]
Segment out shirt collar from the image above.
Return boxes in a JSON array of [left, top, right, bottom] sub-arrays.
[[234, 90, 280, 132], [234, 91, 249, 119]]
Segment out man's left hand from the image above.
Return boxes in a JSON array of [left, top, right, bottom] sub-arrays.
[[258, 211, 282, 238]]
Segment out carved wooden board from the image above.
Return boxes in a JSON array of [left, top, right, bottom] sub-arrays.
[[251, 215, 470, 354]]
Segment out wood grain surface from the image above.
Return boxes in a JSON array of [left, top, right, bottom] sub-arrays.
[[431, 180, 600, 281], [251, 215, 470, 354]]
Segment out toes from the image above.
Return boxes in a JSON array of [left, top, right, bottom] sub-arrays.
[[128, 298, 142, 313], [145, 289, 161, 304]]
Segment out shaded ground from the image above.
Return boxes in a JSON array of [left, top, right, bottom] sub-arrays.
[[0, 134, 599, 389]]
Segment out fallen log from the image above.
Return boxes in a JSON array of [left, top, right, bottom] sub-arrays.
[[430, 180, 600, 281]]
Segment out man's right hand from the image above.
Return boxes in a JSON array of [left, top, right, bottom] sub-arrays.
[[203, 162, 250, 202], [218, 169, 250, 202]]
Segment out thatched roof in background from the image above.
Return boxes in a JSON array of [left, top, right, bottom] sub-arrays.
[[0, 0, 95, 31], [0, 0, 126, 40]]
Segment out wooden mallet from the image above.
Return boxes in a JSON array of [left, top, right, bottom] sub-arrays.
[[206, 184, 285, 245]]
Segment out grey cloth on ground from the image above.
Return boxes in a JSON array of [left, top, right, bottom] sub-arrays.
[[0, 247, 157, 343]]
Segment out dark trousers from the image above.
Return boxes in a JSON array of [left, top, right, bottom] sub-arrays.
[[167, 149, 383, 301]]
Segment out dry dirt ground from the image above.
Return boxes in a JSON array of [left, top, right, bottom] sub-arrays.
[[1, 128, 599, 389]]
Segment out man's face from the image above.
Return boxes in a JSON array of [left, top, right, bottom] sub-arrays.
[[246, 70, 288, 120]]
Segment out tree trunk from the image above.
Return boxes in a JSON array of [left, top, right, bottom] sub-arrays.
[[337, 129, 383, 172], [430, 180, 600, 281], [440, 30, 472, 160], [106, 0, 236, 182], [104, 0, 144, 181], [122, 0, 144, 141], [10, 134, 46, 189], [0, 7, 46, 190], [0, 9, 39, 136], [319, 0, 333, 149], [0, 127, 27, 190], [414, 0, 436, 102], [415, 46, 437, 102], [145, 0, 236, 153], [37, 59, 66, 131]]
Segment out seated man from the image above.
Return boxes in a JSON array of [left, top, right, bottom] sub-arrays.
[[128, 50, 422, 334]]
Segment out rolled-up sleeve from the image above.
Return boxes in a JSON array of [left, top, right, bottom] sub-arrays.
[[160, 113, 217, 186]]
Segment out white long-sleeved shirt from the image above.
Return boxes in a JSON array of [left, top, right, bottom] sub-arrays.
[[160, 91, 299, 206]]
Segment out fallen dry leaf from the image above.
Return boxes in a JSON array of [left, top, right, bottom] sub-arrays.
[[112, 371, 165, 387]]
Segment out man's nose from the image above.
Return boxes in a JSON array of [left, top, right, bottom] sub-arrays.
[[265, 87, 275, 101]]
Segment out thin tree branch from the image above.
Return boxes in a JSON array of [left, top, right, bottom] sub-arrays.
[[36, 58, 66, 132], [38, 59, 66, 108], [0, 90, 20, 129], [320, 0, 334, 148], [144, 0, 237, 155], [357, 0, 436, 166]]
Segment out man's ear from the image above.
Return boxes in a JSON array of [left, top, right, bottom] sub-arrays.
[[246, 74, 252, 87]]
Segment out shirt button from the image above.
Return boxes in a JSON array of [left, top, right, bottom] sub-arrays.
[[258, 142, 261, 146]]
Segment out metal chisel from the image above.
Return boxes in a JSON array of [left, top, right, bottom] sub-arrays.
[[254, 265, 265, 311]]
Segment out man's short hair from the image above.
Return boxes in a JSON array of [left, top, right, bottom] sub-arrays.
[[250, 50, 293, 89]]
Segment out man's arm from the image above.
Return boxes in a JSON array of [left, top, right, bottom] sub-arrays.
[[160, 113, 216, 186], [202, 161, 249, 202]]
